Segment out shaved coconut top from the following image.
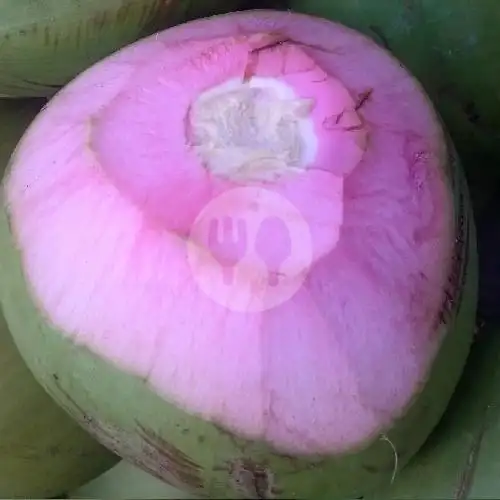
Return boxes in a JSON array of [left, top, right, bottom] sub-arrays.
[[4, 10, 453, 455]]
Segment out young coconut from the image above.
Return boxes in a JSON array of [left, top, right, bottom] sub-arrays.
[[0, 10, 477, 500], [0, 0, 244, 98], [0, 99, 118, 498]]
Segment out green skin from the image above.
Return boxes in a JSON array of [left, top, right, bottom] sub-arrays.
[[0, 0, 243, 98], [287, 0, 500, 215], [365, 322, 500, 500], [0, 100, 117, 499], [0, 118, 478, 500]]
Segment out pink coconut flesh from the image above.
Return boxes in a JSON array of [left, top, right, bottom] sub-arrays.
[[5, 10, 453, 455]]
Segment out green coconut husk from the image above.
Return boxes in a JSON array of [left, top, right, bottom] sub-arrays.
[[362, 320, 500, 499], [0, 99, 118, 498], [286, 0, 500, 215], [0, 0, 245, 98]]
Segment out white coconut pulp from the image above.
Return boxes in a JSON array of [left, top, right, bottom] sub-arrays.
[[0, 10, 477, 500], [189, 77, 318, 180]]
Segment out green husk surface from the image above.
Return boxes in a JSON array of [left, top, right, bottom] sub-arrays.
[[287, 0, 500, 215], [0, 118, 478, 498], [0, 99, 118, 498], [363, 321, 500, 499], [0, 0, 244, 98]]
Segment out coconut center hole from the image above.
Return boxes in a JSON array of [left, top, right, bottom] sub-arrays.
[[188, 77, 317, 181]]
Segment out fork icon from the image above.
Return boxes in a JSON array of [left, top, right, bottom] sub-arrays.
[[208, 217, 248, 285]]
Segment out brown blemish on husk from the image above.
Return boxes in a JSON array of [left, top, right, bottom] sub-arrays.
[[49, 373, 124, 454], [223, 458, 281, 499], [205, 426, 317, 498], [136, 424, 204, 491], [210, 423, 325, 496], [36, 402, 205, 494], [50, 373, 90, 424]]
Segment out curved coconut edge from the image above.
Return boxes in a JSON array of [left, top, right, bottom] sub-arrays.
[[0, 99, 118, 498], [0, 126, 477, 499]]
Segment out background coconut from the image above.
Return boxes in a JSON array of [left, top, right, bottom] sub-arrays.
[[0, 99, 118, 498], [286, 0, 500, 215], [0, 0, 246, 98], [72, 461, 193, 499]]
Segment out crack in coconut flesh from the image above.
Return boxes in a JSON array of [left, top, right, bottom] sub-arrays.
[[0, 10, 477, 500]]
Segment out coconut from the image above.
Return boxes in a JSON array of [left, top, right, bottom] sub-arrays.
[[0, 10, 477, 500], [0, 0, 244, 98], [286, 0, 500, 214], [0, 99, 118, 498]]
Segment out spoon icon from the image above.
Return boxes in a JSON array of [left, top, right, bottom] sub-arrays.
[[254, 216, 292, 287]]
